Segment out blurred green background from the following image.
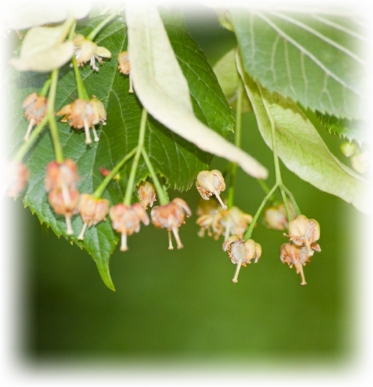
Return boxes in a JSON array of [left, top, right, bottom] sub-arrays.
[[13, 5, 364, 364]]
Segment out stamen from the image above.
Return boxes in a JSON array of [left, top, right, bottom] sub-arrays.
[[232, 258, 243, 283], [171, 227, 184, 249], [129, 75, 133, 93], [65, 216, 74, 235], [214, 190, 227, 210], [168, 229, 174, 250], [84, 119, 92, 144], [224, 218, 231, 241], [78, 222, 88, 240], [90, 56, 99, 72], [120, 233, 128, 251], [299, 265, 307, 286], [92, 126, 99, 142], [23, 118, 35, 141]]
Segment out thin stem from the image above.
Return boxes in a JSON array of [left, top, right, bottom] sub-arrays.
[[227, 82, 243, 209], [87, 13, 117, 41], [280, 184, 301, 217], [141, 148, 169, 205], [93, 147, 137, 198], [48, 69, 64, 163], [39, 78, 51, 97], [13, 116, 49, 162], [257, 179, 277, 203], [243, 183, 278, 240], [71, 56, 90, 101], [68, 21, 76, 41], [123, 109, 147, 205]]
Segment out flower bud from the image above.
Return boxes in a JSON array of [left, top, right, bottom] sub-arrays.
[[340, 141, 357, 158], [137, 181, 156, 210], [350, 151, 370, 174], [196, 169, 226, 209]]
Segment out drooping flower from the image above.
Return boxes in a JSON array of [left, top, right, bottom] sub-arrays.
[[196, 169, 227, 209], [22, 92, 48, 141], [77, 194, 110, 240], [73, 34, 111, 72], [118, 51, 133, 92], [109, 203, 149, 251], [280, 243, 313, 286], [45, 159, 81, 235], [56, 96, 107, 144], [48, 188, 80, 235], [223, 236, 262, 283], [220, 206, 253, 240], [137, 181, 156, 210], [284, 214, 321, 255], [264, 201, 295, 231], [151, 198, 191, 250], [6, 162, 30, 198]]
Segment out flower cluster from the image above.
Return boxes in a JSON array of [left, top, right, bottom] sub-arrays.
[[45, 159, 80, 235], [56, 96, 106, 144], [196, 198, 252, 241], [280, 215, 321, 285]]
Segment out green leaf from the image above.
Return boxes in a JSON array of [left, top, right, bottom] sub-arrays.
[[126, 3, 268, 179], [231, 9, 368, 120], [315, 112, 368, 145], [213, 48, 252, 112], [8, 12, 236, 289], [237, 57, 372, 214]]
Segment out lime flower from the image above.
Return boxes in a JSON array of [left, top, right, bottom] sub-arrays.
[[280, 243, 313, 286], [118, 51, 133, 92], [264, 201, 295, 231], [45, 159, 80, 235], [73, 34, 111, 72], [284, 214, 321, 255], [45, 159, 80, 192], [78, 194, 110, 240], [223, 236, 262, 283], [48, 188, 80, 235], [6, 162, 29, 198], [196, 169, 227, 209], [109, 203, 149, 251], [137, 181, 156, 210], [151, 198, 191, 250], [22, 92, 48, 141], [196, 199, 252, 241], [56, 96, 107, 144]]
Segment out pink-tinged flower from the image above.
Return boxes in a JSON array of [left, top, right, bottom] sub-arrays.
[[77, 194, 110, 240], [73, 34, 111, 72], [22, 92, 48, 141], [109, 203, 149, 251], [48, 189, 80, 235], [223, 236, 262, 283], [137, 181, 156, 210], [151, 198, 191, 250], [196, 169, 227, 209], [196, 199, 252, 241], [45, 159, 80, 192], [280, 243, 316, 286], [6, 162, 29, 198], [284, 215, 321, 255], [56, 97, 106, 144], [264, 201, 295, 231]]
